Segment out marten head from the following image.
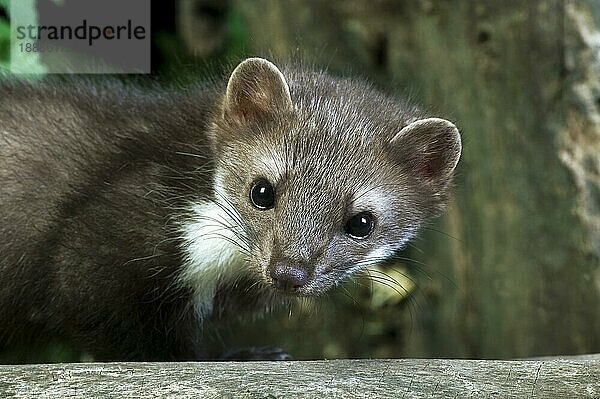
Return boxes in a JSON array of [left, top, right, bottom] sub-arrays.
[[181, 58, 461, 307]]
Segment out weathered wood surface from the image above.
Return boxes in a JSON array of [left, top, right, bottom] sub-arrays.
[[0, 358, 599, 398]]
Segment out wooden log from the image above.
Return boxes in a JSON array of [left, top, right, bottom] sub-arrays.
[[0, 358, 598, 398]]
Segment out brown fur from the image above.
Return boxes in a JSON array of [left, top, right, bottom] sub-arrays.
[[0, 58, 460, 361]]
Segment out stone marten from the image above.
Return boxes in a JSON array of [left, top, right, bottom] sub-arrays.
[[0, 58, 461, 361]]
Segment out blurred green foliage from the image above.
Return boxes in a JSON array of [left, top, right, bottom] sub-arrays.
[[153, 6, 249, 83], [0, 1, 9, 70], [0, 0, 47, 74]]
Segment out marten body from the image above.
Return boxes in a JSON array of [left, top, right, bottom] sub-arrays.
[[0, 59, 461, 361]]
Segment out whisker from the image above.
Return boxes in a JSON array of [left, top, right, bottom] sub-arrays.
[[421, 226, 462, 242]]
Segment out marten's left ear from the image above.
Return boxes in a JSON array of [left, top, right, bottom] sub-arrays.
[[390, 118, 462, 188], [222, 58, 293, 123]]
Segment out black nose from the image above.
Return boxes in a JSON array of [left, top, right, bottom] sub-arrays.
[[269, 264, 309, 290]]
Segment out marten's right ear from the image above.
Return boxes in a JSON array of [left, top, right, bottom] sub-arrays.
[[222, 58, 293, 123]]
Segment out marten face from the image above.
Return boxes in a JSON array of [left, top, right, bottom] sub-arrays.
[[211, 133, 422, 296], [181, 58, 461, 303]]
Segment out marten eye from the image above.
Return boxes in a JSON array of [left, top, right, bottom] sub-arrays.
[[344, 212, 375, 239], [250, 179, 275, 210]]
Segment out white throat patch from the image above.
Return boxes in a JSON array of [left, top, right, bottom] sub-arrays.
[[179, 200, 247, 320]]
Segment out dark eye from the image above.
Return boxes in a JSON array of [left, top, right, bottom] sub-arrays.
[[250, 179, 275, 210], [344, 212, 375, 239]]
